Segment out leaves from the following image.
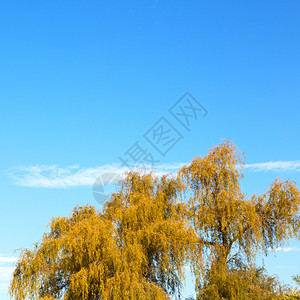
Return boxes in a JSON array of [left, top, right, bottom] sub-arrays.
[[10, 173, 192, 300], [178, 140, 300, 298], [9, 141, 300, 299]]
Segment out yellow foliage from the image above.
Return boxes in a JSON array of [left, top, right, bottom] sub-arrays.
[[9, 141, 300, 299], [10, 174, 192, 299], [179, 140, 300, 297]]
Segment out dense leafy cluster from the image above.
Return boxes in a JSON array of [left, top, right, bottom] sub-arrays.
[[9, 141, 300, 299]]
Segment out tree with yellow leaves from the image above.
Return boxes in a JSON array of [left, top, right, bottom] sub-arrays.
[[179, 141, 300, 299], [10, 173, 193, 300]]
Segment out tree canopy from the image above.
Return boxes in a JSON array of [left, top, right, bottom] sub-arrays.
[[10, 173, 192, 300], [179, 141, 300, 298], [9, 141, 300, 299]]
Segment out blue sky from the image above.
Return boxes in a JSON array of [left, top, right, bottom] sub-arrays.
[[1, 0, 300, 298]]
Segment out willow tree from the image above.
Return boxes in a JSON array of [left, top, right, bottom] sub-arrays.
[[179, 141, 300, 299], [10, 173, 193, 300], [102, 172, 194, 298]]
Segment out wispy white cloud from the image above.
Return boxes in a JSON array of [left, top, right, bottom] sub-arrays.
[[245, 161, 300, 172], [7, 160, 300, 188], [269, 246, 300, 252], [0, 256, 18, 263], [7, 163, 184, 188], [8, 164, 122, 188]]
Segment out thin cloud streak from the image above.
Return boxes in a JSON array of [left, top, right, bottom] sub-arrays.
[[245, 161, 300, 172], [269, 247, 300, 252], [7, 163, 184, 188], [0, 256, 18, 263], [7, 160, 300, 188]]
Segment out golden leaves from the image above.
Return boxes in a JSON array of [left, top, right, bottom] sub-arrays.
[[10, 173, 190, 299], [9, 141, 300, 299]]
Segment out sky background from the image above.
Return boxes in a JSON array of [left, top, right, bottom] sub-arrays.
[[1, 0, 300, 298]]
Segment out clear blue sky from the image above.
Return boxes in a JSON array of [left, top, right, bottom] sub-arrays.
[[1, 1, 300, 298]]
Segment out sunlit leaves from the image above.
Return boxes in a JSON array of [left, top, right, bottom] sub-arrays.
[[178, 140, 300, 298], [10, 173, 192, 300], [9, 141, 300, 299]]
